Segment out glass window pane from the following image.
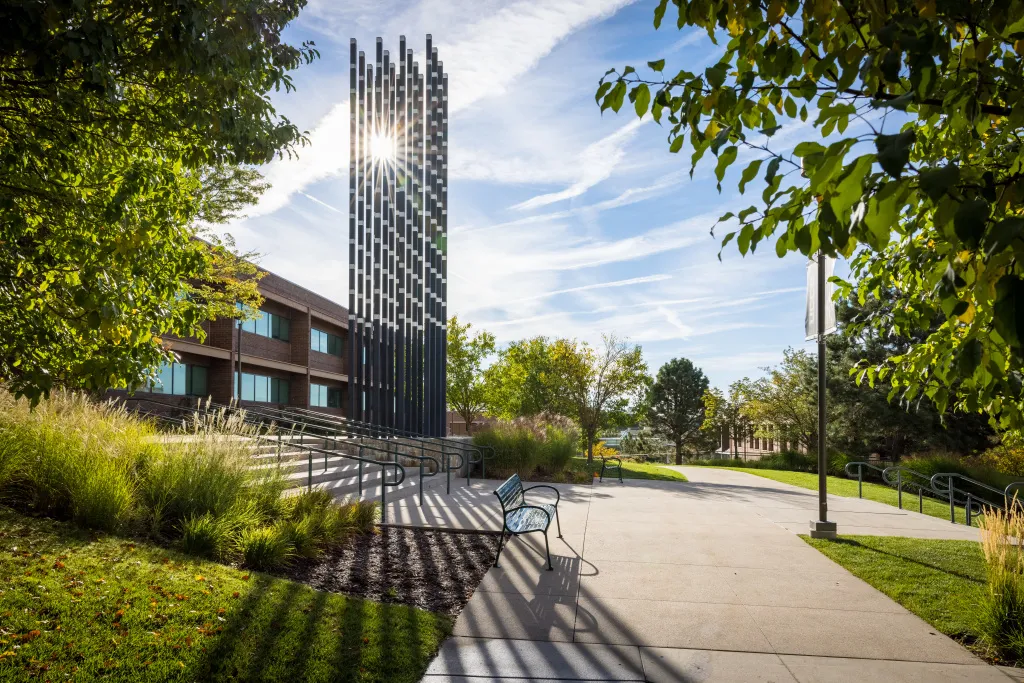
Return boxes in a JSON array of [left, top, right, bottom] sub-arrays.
[[172, 363, 186, 396], [254, 375, 268, 402], [151, 361, 173, 393], [277, 379, 290, 404], [278, 317, 290, 342], [242, 373, 255, 402], [327, 388, 341, 408], [309, 384, 317, 406], [189, 366, 207, 396], [310, 330, 319, 352], [242, 318, 256, 334], [328, 334, 341, 356]]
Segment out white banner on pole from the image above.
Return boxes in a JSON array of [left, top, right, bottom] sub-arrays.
[[805, 254, 837, 341]]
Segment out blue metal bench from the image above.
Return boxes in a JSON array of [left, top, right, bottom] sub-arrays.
[[493, 473, 562, 571]]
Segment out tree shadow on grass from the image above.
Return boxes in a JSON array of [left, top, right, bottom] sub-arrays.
[[186, 559, 449, 682]]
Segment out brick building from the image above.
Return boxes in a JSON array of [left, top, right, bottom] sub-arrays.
[[111, 270, 350, 416]]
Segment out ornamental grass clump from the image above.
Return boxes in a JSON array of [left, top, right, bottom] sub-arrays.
[[0, 389, 155, 532], [979, 504, 1024, 663], [0, 388, 377, 566]]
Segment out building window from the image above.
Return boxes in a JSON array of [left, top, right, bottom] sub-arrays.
[[235, 372, 290, 404], [149, 362, 207, 396], [310, 328, 343, 356], [238, 305, 291, 342], [310, 383, 342, 408]]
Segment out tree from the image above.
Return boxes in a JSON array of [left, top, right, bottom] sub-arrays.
[[483, 337, 557, 419], [702, 382, 750, 458], [647, 358, 710, 464], [446, 316, 496, 433], [547, 335, 649, 464], [0, 1, 315, 401], [597, 1, 1024, 430], [741, 349, 827, 454]]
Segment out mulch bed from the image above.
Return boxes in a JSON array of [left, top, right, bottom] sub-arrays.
[[279, 526, 498, 616]]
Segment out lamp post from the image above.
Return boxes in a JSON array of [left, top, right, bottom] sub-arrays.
[[809, 250, 837, 539]]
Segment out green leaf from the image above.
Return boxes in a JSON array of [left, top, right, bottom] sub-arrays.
[[738, 159, 763, 194], [715, 146, 738, 183], [653, 0, 669, 28], [875, 130, 915, 178], [634, 83, 650, 118], [994, 275, 1024, 348], [705, 64, 727, 88], [985, 218, 1024, 259], [918, 164, 960, 201], [953, 198, 990, 249], [793, 141, 825, 158], [669, 136, 684, 153], [829, 155, 873, 219], [647, 59, 665, 72]]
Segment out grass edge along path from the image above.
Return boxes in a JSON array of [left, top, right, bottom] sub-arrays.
[[718, 467, 974, 525], [569, 457, 688, 482], [801, 534, 996, 661], [0, 506, 451, 683]]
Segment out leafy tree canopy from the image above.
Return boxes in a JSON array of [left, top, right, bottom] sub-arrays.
[[445, 316, 496, 431], [597, 0, 1024, 430], [0, 0, 315, 401], [484, 337, 558, 419], [546, 335, 649, 463], [648, 357, 710, 464]]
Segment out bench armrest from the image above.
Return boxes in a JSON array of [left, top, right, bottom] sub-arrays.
[[522, 484, 560, 506], [602, 456, 622, 467], [504, 504, 552, 527]]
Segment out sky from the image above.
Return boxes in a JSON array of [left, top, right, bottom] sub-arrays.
[[224, 0, 824, 391]]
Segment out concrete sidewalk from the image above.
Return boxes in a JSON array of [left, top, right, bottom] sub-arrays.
[[422, 468, 1014, 682]]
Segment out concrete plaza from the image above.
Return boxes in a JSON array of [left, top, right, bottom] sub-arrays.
[[416, 465, 1018, 682]]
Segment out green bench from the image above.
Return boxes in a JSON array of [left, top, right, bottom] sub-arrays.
[[493, 473, 562, 571]]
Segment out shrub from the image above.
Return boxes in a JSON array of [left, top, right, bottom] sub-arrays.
[[0, 389, 152, 532], [137, 410, 286, 537], [541, 427, 577, 474], [474, 418, 582, 479], [0, 389, 377, 566], [979, 506, 1024, 662], [238, 526, 293, 570], [180, 513, 233, 558]]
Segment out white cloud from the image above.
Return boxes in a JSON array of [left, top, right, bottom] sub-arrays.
[[510, 118, 647, 210], [242, 0, 637, 220]]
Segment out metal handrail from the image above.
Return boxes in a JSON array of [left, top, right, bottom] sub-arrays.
[[201, 400, 444, 506], [214, 401, 474, 491], [128, 399, 407, 518], [929, 472, 1021, 526], [845, 461, 953, 518], [280, 404, 491, 478]]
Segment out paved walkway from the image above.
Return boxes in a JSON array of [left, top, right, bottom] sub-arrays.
[[419, 467, 1014, 682]]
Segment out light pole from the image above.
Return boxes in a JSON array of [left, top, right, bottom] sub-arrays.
[[809, 250, 837, 539]]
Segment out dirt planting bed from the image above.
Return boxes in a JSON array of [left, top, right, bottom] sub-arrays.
[[280, 526, 497, 616]]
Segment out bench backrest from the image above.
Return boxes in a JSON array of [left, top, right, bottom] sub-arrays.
[[495, 473, 525, 512]]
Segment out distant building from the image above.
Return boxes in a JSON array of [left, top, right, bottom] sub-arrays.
[[717, 424, 805, 459]]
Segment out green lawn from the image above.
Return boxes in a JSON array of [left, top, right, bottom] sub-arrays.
[[0, 506, 450, 682], [721, 468, 974, 525], [803, 535, 987, 648], [570, 457, 688, 482]]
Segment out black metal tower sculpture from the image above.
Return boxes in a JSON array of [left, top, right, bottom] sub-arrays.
[[348, 36, 448, 437]]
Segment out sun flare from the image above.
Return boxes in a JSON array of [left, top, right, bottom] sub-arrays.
[[370, 131, 395, 163]]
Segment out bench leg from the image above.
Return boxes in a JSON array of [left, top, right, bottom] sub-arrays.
[[618, 467, 623, 484], [555, 507, 563, 538], [599, 462, 604, 482], [494, 530, 506, 568], [544, 531, 553, 571]]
